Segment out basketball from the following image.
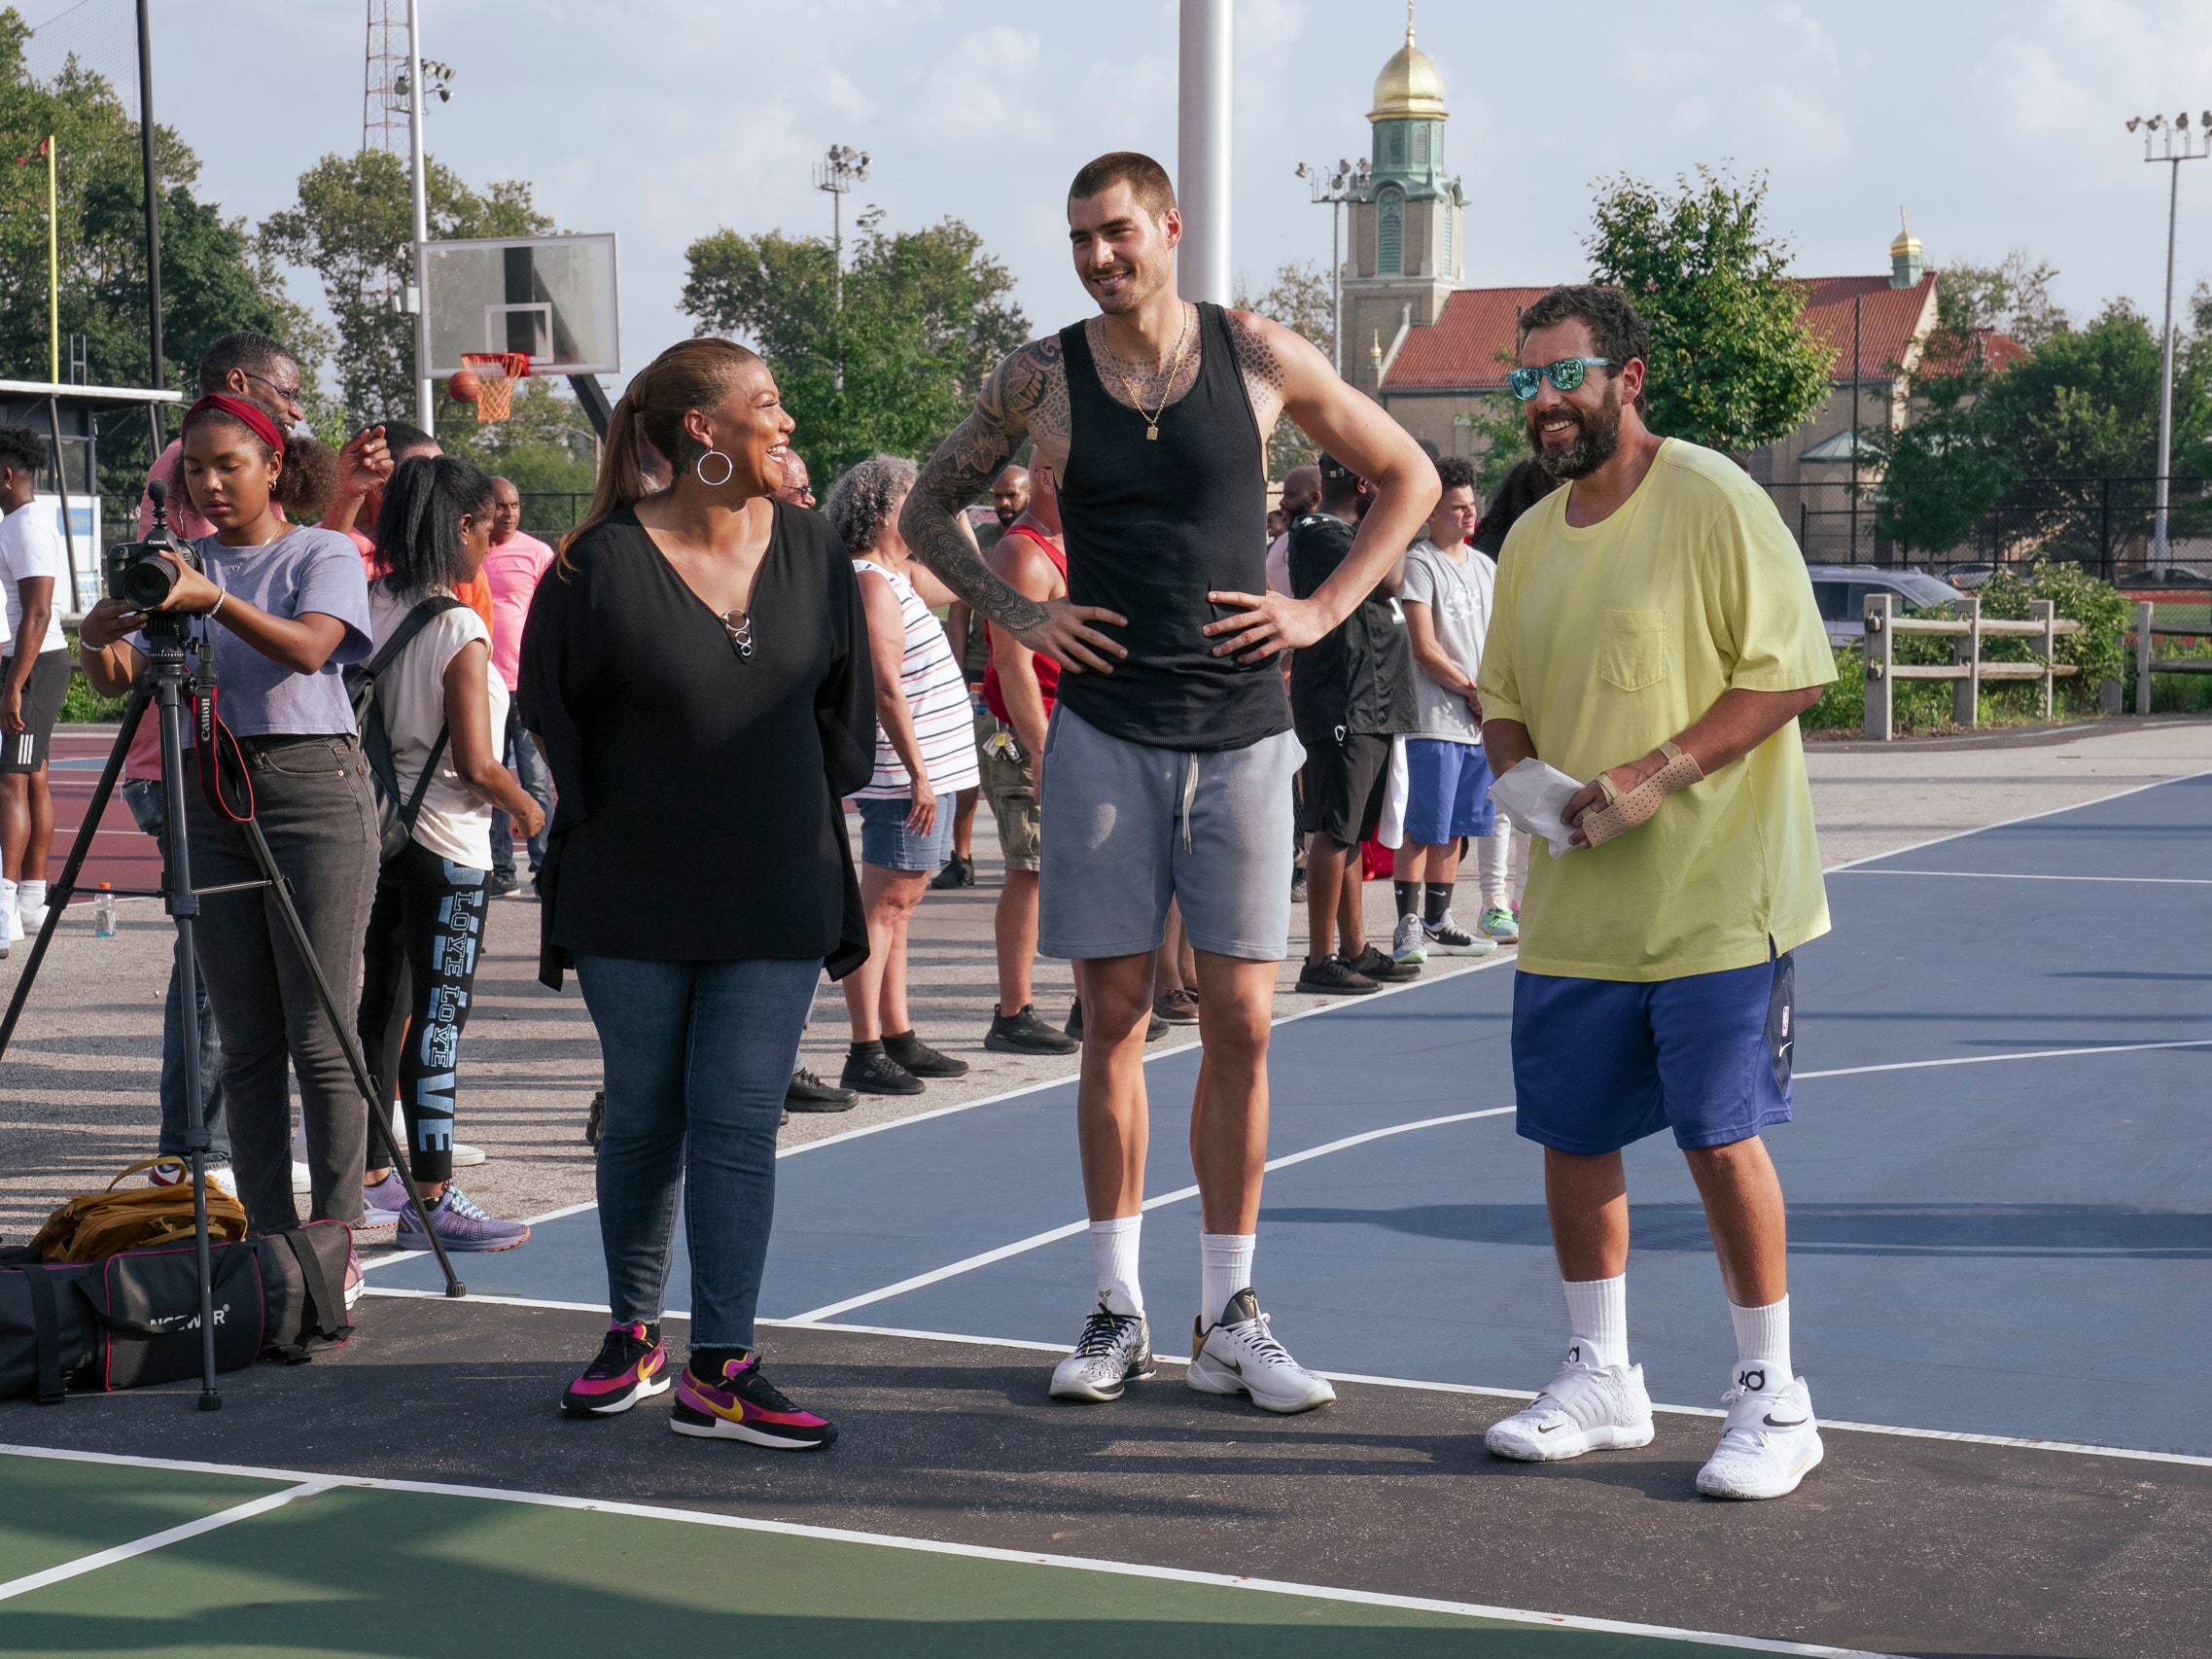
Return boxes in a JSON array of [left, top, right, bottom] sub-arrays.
[[448, 368, 481, 403]]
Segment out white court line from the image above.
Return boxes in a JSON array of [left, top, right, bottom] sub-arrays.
[[1822, 761, 2212, 873], [786, 1106, 1514, 1324], [350, 1292, 2212, 1472], [1832, 867, 2212, 886], [0, 1477, 332, 1604], [0, 1444, 1897, 1657], [1796, 1037, 2212, 1080]]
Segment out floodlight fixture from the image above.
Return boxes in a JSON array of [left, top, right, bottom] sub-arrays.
[[2126, 104, 2212, 577]]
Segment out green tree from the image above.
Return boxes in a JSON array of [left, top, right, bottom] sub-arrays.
[[261, 150, 550, 429], [1235, 260, 1330, 478], [681, 209, 1026, 484], [1585, 166, 1832, 453], [433, 375, 598, 533]]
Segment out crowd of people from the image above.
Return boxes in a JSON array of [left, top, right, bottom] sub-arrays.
[[22, 149, 1836, 1500]]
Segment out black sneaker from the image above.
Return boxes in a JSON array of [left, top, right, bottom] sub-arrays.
[[1349, 943, 1421, 983], [1152, 988, 1201, 1026], [1065, 998, 1169, 1043], [786, 1067, 858, 1112], [986, 1004, 1079, 1055], [672, 1351, 837, 1450], [1290, 868, 1309, 901], [842, 1048, 924, 1095], [1295, 954, 1382, 996], [929, 853, 976, 891], [561, 1321, 670, 1417], [884, 1031, 968, 1078], [486, 871, 520, 899]]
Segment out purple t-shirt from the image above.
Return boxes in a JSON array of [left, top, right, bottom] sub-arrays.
[[174, 528, 372, 737]]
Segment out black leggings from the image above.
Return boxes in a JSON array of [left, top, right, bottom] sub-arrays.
[[357, 839, 488, 1184]]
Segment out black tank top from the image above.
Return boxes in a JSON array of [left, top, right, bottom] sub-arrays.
[[1054, 302, 1290, 752]]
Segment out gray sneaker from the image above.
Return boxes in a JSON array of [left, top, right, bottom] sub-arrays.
[[397, 1184, 531, 1253]]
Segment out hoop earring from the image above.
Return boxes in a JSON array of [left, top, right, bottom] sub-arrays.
[[695, 448, 735, 488]]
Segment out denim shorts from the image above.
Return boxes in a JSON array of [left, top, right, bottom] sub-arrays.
[[856, 794, 954, 873], [1511, 949, 1795, 1155]]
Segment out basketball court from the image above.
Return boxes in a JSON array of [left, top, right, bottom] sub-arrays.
[[5, 768, 2209, 1655]]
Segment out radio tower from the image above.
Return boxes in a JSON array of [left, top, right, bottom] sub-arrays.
[[363, 0, 407, 153]]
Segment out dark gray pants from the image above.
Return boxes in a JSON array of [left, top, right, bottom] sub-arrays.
[[185, 734, 378, 1234]]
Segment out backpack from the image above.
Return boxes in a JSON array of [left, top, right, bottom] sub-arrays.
[[30, 1157, 249, 1263], [348, 593, 465, 864]]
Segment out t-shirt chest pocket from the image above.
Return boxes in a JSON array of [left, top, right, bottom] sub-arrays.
[[1598, 608, 1668, 692]]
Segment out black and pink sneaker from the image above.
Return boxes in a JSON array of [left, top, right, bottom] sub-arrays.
[[670, 1350, 836, 1450], [560, 1322, 670, 1417]]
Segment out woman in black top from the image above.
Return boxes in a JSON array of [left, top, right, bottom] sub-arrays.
[[523, 337, 872, 1447]]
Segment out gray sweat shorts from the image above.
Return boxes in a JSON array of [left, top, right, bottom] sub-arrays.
[[1037, 703, 1305, 964]]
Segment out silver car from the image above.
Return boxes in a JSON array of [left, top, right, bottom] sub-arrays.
[[1806, 565, 1967, 648]]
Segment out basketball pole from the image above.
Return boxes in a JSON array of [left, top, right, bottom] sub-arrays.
[[1176, 0, 1232, 305], [406, 0, 433, 431]]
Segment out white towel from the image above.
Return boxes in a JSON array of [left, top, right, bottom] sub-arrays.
[[1487, 759, 1584, 859], [1376, 734, 1411, 850]]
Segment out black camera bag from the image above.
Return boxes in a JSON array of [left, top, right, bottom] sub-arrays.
[[0, 1261, 100, 1402], [83, 1238, 264, 1392]]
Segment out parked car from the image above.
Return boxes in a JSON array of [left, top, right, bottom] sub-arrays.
[[1806, 565, 1967, 648], [1945, 562, 2000, 590]]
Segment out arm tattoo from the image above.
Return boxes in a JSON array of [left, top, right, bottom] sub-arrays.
[[1225, 309, 1288, 393], [901, 338, 1065, 634]]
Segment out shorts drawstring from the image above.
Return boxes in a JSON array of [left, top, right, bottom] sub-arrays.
[[1179, 752, 1200, 854]]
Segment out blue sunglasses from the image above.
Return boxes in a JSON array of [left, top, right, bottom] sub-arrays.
[[1507, 357, 1613, 401]]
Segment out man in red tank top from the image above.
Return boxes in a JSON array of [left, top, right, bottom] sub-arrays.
[[978, 466, 1075, 1056]]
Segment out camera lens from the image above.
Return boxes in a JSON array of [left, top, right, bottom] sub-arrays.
[[120, 553, 178, 610]]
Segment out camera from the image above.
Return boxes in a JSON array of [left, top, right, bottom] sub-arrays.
[[104, 479, 202, 614]]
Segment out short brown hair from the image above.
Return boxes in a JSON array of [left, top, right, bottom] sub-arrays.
[[1069, 152, 1176, 220], [1435, 456, 1476, 493], [1516, 284, 1651, 411]]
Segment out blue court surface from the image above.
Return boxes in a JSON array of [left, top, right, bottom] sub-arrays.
[[370, 771, 2212, 1459]]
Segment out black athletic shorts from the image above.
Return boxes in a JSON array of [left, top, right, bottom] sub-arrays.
[[1297, 730, 1393, 845], [0, 649, 70, 773]]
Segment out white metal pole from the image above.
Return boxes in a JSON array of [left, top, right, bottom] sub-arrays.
[[406, 0, 432, 430], [2153, 155, 2180, 581], [1331, 197, 1342, 373], [1176, 0, 1232, 304]]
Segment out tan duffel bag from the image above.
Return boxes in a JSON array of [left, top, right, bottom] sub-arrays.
[[30, 1158, 249, 1263]]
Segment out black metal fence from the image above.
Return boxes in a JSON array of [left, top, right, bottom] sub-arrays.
[[1763, 477, 2212, 582], [518, 492, 592, 539]]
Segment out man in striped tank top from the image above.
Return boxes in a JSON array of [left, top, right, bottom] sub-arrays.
[[903, 153, 1438, 1414]]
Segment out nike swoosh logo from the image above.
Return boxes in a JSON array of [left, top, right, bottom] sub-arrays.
[[1536, 1422, 1562, 1433], [1764, 1414, 1808, 1429], [1221, 1357, 1242, 1375]]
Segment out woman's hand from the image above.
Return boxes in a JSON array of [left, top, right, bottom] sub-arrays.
[[78, 596, 149, 651], [149, 551, 225, 616], [512, 797, 547, 841], [905, 775, 938, 836]]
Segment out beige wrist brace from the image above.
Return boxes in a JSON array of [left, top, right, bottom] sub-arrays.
[[1576, 740, 1703, 847]]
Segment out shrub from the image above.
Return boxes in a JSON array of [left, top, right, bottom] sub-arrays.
[[1971, 562, 2131, 715]]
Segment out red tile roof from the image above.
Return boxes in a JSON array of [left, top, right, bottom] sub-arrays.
[[1380, 273, 1955, 393]]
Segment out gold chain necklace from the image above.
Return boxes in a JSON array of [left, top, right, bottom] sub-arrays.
[[1106, 304, 1194, 441]]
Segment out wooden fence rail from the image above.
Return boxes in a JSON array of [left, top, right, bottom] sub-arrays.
[[1861, 593, 2082, 740], [2131, 602, 2212, 715]]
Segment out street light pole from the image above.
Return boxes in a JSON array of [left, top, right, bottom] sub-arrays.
[[2129, 110, 2211, 581], [813, 144, 869, 394], [1297, 158, 1370, 374], [405, 0, 431, 430]]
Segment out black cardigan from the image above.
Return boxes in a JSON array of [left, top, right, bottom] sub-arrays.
[[518, 502, 874, 988]]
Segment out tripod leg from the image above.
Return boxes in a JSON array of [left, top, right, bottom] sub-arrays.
[[0, 688, 150, 1064], [236, 819, 466, 1298]]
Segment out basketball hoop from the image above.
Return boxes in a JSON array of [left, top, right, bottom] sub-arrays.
[[458, 352, 529, 423]]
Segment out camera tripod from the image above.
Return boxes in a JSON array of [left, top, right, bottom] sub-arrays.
[[0, 616, 465, 1411]]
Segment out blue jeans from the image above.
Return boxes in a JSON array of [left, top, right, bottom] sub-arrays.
[[121, 779, 228, 1163], [576, 953, 821, 1348], [488, 704, 552, 880]]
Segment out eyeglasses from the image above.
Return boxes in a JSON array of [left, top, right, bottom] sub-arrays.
[[1506, 357, 1613, 401], [243, 369, 305, 409]]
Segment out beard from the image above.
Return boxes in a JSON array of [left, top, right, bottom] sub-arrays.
[[1527, 379, 1623, 481], [995, 505, 1019, 528]]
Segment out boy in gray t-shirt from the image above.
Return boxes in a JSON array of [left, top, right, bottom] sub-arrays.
[[1390, 457, 1518, 962]]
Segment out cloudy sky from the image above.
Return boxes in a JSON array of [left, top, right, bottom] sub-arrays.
[[31, 0, 2212, 395]]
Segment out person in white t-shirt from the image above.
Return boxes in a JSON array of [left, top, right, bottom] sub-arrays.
[[353, 456, 544, 1253], [1390, 456, 1517, 963], [0, 425, 69, 942]]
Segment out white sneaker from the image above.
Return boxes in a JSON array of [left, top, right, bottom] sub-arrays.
[[1049, 1297, 1155, 1402], [149, 1159, 238, 1202], [1485, 1341, 1656, 1461], [292, 1160, 311, 1195], [1423, 908, 1498, 956], [4, 903, 19, 943], [1186, 1288, 1335, 1413], [18, 901, 47, 932], [1390, 912, 1427, 965], [449, 1142, 486, 1167], [1697, 1368, 1824, 1500]]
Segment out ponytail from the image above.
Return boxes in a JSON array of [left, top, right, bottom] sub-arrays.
[[559, 335, 764, 571]]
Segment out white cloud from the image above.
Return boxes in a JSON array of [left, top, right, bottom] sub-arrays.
[[909, 26, 1047, 145]]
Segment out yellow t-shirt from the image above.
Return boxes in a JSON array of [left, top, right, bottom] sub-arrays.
[[1478, 439, 1836, 981]]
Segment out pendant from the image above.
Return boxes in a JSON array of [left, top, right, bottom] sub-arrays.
[[1145, 424, 1158, 441]]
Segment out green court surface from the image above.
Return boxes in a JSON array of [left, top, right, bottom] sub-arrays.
[[0, 1453, 1838, 1658]]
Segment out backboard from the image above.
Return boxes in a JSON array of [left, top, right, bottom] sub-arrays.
[[416, 233, 619, 378]]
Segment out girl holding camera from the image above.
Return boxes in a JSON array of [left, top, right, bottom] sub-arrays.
[[354, 455, 542, 1251], [79, 395, 378, 1262]]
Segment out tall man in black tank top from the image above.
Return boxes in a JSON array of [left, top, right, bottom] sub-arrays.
[[903, 153, 1437, 1413]]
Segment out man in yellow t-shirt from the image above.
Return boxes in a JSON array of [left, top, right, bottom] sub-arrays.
[[1474, 286, 1836, 1502]]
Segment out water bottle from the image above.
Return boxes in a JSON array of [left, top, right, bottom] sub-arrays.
[[92, 883, 116, 938]]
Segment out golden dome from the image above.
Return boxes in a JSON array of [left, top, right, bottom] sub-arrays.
[[1370, 15, 1447, 123], [1891, 209, 1920, 258]]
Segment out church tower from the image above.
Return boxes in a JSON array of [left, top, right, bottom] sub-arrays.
[[1344, 7, 1467, 386]]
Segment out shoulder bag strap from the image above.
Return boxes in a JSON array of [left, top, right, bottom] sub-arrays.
[[25, 1269, 66, 1403]]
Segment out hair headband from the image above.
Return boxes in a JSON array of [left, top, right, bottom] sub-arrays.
[[185, 394, 286, 461]]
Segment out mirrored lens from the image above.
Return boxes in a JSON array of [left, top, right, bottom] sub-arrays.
[[1547, 358, 1588, 393], [1506, 366, 1543, 401]]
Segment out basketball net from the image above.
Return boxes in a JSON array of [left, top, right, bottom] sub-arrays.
[[461, 352, 530, 423]]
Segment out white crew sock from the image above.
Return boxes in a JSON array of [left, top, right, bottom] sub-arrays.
[[1562, 1274, 1629, 1369], [18, 878, 46, 916], [1729, 1295, 1792, 1391], [1474, 823, 1511, 907], [0, 877, 15, 917], [1089, 1216, 1143, 1317], [1199, 1231, 1256, 1325]]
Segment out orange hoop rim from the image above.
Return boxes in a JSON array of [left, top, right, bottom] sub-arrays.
[[459, 352, 531, 380]]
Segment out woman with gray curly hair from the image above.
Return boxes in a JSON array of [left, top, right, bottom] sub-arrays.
[[825, 454, 981, 1096]]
